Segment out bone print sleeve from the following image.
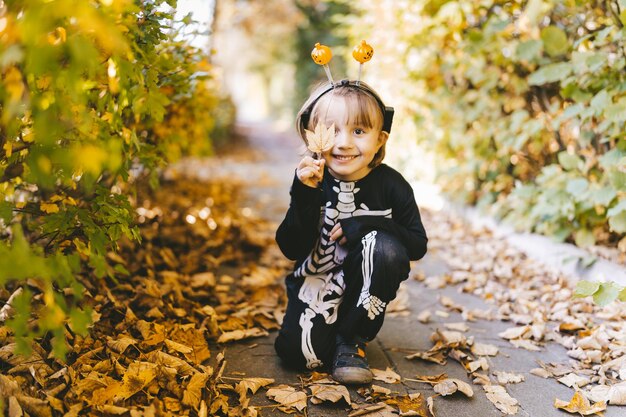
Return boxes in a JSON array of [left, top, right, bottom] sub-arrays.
[[275, 173, 323, 261]]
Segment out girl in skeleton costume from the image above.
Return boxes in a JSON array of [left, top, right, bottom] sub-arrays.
[[274, 79, 428, 384]]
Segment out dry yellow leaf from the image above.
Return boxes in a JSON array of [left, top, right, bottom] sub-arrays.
[[266, 384, 307, 412], [118, 362, 158, 400], [305, 122, 335, 155], [182, 372, 210, 409], [372, 367, 402, 384], [483, 384, 519, 415], [234, 377, 274, 402], [217, 328, 269, 343], [309, 383, 351, 405], [554, 391, 607, 416]]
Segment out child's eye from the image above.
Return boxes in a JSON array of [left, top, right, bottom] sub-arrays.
[[354, 128, 365, 135]]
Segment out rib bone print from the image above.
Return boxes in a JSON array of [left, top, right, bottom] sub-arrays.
[[356, 231, 386, 319]]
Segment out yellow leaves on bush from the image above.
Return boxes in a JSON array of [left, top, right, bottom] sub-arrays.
[[2, 66, 25, 104], [47, 27, 67, 45], [40, 202, 59, 214]]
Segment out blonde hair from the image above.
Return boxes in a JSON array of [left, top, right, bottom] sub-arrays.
[[296, 81, 388, 168]]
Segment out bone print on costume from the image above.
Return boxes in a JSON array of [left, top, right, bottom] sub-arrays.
[[357, 231, 386, 320], [294, 179, 391, 368], [275, 165, 428, 371]]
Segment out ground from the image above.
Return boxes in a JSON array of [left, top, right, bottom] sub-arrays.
[[176, 122, 625, 417]]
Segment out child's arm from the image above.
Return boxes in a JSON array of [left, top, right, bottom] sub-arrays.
[[337, 178, 427, 260], [275, 158, 324, 260]]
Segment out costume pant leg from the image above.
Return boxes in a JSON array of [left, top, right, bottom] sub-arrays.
[[274, 271, 344, 370], [337, 230, 410, 341]]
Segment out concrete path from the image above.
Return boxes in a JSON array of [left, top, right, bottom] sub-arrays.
[[185, 122, 624, 417]]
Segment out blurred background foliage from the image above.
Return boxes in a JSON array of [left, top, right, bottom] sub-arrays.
[[0, 0, 234, 356], [214, 0, 625, 253], [2, 0, 626, 354]]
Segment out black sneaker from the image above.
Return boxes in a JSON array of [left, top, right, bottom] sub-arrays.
[[332, 334, 373, 384]]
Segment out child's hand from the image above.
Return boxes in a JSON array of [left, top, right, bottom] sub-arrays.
[[297, 156, 325, 188], [329, 222, 347, 245]]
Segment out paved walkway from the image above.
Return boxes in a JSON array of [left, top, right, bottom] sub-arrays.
[[183, 122, 624, 417]]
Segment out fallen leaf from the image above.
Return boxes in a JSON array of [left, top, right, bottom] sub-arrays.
[[427, 396, 435, 416], [384, 393, 430, 417], [182, 372, 210, 409], [558, 373, 590, 388], [106, 336, 138, 354], [587, 382, 626, 405], [468, 358, 489, 372], [530, 368, 551, 378], [371, 384, 392, 395], [235, 377, 275, 402], [118, 362, 158, 400], [444, 322, 469, 332], [498, 326, 529, 340], [266, 384, 307, 412], [217, 328, 269, 343], [509, 339, 541, 351], [413, 373, 448, 384], [494, 371, 524, 384], [471, 342, 499, 356], [483, 384, 519, 415], [372, 367, 402, 384], [309, 383, 351, 405], [348, 402, 397, 417], [433, 378, 473, 397], [417, 310, 431, 323], [165, 339, 193, 355], [554, 391, 606, 416]]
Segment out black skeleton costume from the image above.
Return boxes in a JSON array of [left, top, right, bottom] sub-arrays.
[[274, 164, 427, 370]]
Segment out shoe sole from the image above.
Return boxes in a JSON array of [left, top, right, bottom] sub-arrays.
[[332, 367, 373, 384]]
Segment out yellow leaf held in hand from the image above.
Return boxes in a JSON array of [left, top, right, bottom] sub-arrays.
[[305, 122, 335, 156], [554, 391, 607, 416]]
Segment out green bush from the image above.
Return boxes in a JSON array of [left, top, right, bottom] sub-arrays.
[[345, 0, 625, 251], [0, 0, 232, 356]]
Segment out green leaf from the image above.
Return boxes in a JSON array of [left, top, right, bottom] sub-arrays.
[[69, 307, 92, 335], [606, 97, 626, 123], [541, 26, 569, 57], [566, 178, 588, 195], [558, 151, 582, 171], [608, 170, 626, 190], [528, 62, 573, 85], [619, 287, 626, 302], [0, 202, 12, 223], [574, 228, 595, 247], [516, 40, 543, 62], [590, 186, 617, 206], [593, 282, 623, 307], [608, 210, 626, 233], [573, 280, 600, 297], [590, 90, 610, 115]]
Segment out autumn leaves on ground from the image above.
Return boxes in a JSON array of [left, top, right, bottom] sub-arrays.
[[1, 142, 625, 417]]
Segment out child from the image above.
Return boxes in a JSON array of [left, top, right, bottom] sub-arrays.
[[274, 79, 428, 384]]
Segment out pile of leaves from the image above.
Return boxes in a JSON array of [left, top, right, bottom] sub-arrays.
[[407, 208, 626, 415], [0, 176, 290, 416]]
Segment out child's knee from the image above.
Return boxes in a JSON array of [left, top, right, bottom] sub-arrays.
[[372, 231, 410, 273]]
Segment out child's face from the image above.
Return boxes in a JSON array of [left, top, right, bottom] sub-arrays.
[[319, 96, 386, 182]]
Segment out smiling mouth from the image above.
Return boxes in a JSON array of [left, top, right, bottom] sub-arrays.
[[333, 155, 358, 161]]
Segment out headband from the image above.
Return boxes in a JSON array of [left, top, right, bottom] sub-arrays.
[[300, 80, 395, 134]]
